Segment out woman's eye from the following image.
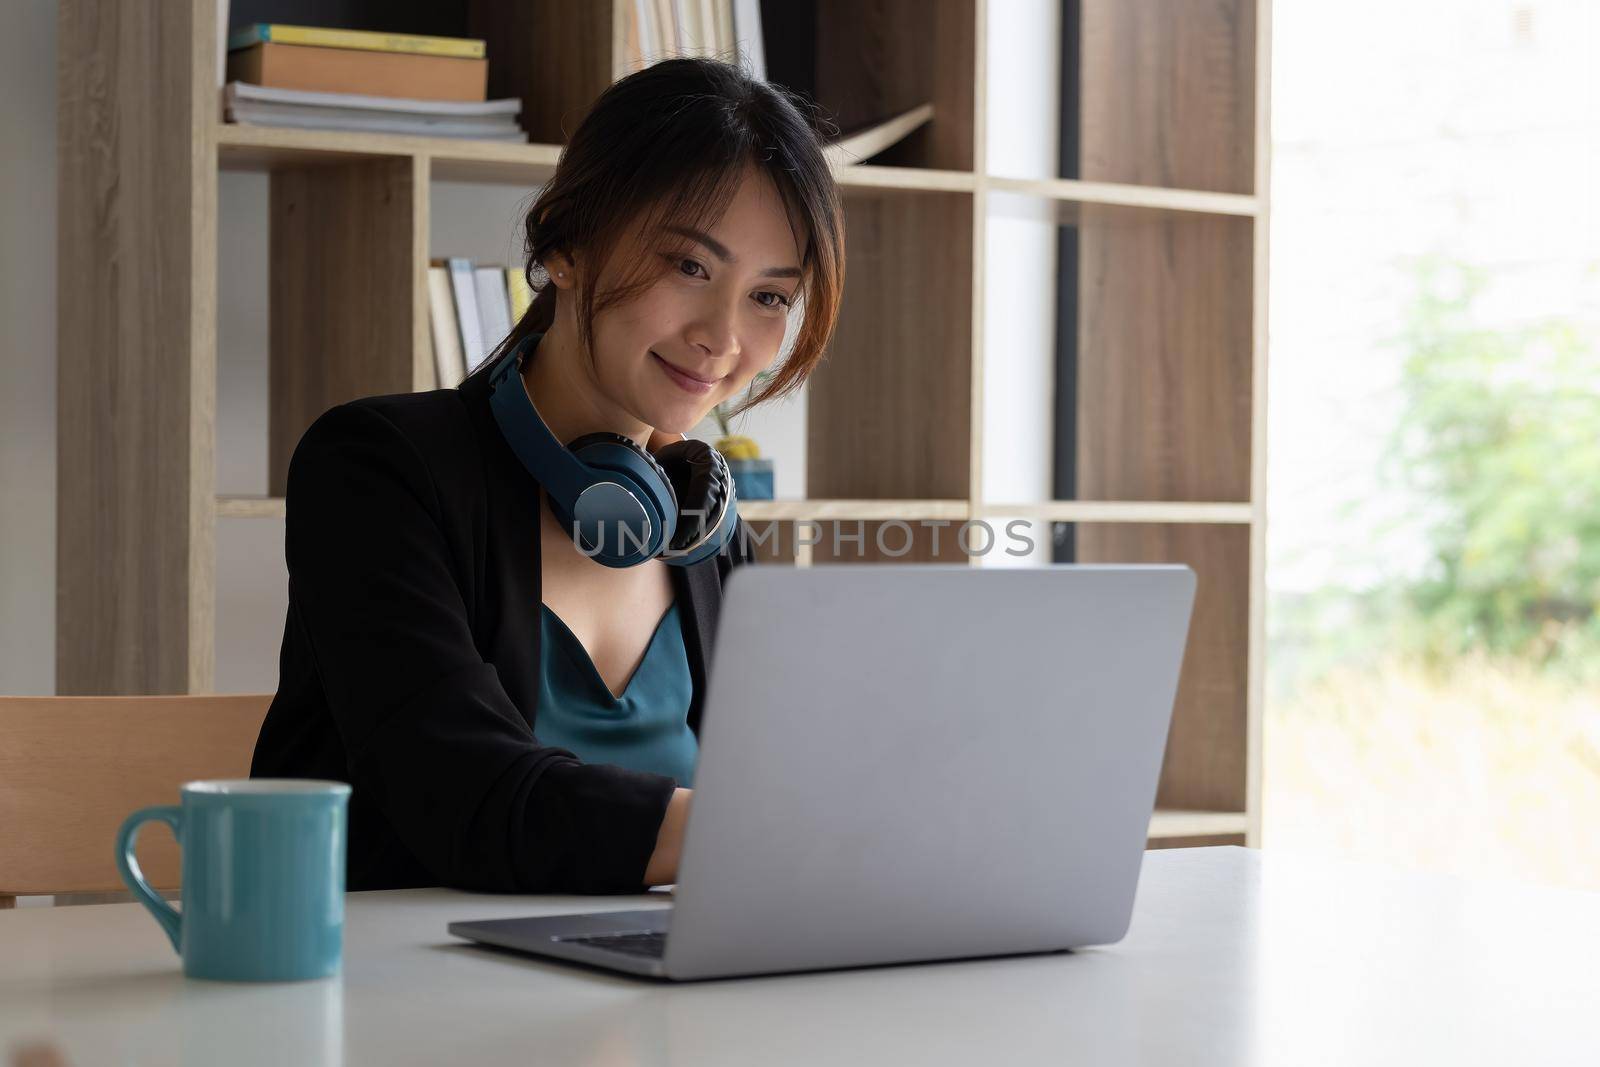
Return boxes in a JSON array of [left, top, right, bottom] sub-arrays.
[[672, 255, 790, 311]]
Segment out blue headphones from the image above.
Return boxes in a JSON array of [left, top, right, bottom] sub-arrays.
[[487, 331, 739, 568]]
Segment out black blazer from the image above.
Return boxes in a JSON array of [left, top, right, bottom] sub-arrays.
[[250, 359, 756, 894]]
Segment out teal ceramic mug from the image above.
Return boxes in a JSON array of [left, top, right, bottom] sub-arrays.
[[116, 778, 352, 981]]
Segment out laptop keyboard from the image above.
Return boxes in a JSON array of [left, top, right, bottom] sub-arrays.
[[560, 930, 667, 958]]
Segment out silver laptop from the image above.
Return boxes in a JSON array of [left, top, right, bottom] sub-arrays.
[[448, 563, 1196, 981]]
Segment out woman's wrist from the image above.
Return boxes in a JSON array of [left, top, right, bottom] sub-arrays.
[[643, 787, 692, 886]]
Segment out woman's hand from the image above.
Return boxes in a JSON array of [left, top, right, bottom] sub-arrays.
[[643, 787, 693, 886]]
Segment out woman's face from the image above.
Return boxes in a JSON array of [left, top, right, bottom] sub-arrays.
[[561, 166, 805, 435]]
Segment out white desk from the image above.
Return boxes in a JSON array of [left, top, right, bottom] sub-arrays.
[[3, 847, 1598, 1066]]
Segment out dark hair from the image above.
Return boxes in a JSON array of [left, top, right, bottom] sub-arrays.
[[468, 56, 846, 418]]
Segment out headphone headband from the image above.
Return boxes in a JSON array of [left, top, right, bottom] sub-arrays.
[[486, 334, 594, 506]]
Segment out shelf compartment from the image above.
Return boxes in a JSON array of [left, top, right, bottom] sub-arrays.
[[986, 0, 1256, 196], [981, 191, 1254, 505], [766, 0, 976, 173], [807, 186, 974, 501], [473, 2, 617, 147], [1067, 521, 1252, 814], [266, 155, 425, 497], [1077, 204, 1255, 503], [984, 517, 1250, 813], [1078, 0, 1257, 195]]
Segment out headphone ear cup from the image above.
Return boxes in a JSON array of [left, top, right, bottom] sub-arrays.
[[564, 431, 679, 555], [653, 438, 736, 555]]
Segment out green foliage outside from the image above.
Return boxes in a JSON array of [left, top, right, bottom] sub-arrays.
[[1270, 256, 1600, 698]]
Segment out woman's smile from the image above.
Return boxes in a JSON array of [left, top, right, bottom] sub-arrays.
[[651, 350, 722, 395]]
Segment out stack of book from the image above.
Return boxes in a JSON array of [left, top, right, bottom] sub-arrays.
[[224, 23, 526, 141], [428, 258, 534, 389]]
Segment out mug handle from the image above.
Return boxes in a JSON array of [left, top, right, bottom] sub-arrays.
[[115, 805, 183, 952]]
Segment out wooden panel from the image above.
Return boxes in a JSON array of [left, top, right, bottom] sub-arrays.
[[56, 0, 217, 694], [807, 188, 972, 500], [737, 520, 800, 565], [1069, 0, 1262, 833], [268, 158, 421, 495], [740, 499, 969, 521], [976, 501, 1252, 524], [410, 153, 432, 390], [1148, 808, 1249, 839], [815, 0, 976, 171], [1147, 834, 1247, 851], [0, 695, 271, 896], [1078, 0, 1256, 194], [809, 520, 971, 565], [1072, 0, 1257, 501], [1074, 523, 1250, 812], [987, 174, 1259, 216], [1076, 210, 1254, 502], [469, 0, 616, 143], [217, 124, 974, 191]]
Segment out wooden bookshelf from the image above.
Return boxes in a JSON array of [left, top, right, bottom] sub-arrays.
[[58, 0, 1270, 848]]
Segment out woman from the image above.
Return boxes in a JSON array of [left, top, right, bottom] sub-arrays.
[[251, 57, 845, 894]]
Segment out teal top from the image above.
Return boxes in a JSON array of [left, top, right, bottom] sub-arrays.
[[535, 599, 699, 787]]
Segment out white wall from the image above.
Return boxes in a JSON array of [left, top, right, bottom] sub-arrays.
[[979, 0, 1061, 567]]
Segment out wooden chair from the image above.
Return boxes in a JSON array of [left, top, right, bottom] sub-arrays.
[[0, 694, 272, 906]]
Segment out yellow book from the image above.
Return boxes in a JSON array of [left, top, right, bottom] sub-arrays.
[[228, 24, 486, 60], [506, 267, 532, 322]]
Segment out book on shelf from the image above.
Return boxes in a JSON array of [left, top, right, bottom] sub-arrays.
[[677, 0, 718, 57], [228, 24, 487, 59], [444, 258, 485, 373], [427, 266, 465, 390], [623, 2, 640, 71], [473, 267, 513, 363], [507, 269, 532, 323], [821, 103, 936, 168], [428, 261, 526, 388], [227, 42, 488, 102], [711, 0, 733, 56], [223, 82, 526, 141], [653, 0, 676, 55], [731, 0, 766, 80], [627, 0, 764, 78]]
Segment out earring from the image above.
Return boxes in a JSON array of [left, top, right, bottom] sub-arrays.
[[557, 271, 565, 277]]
